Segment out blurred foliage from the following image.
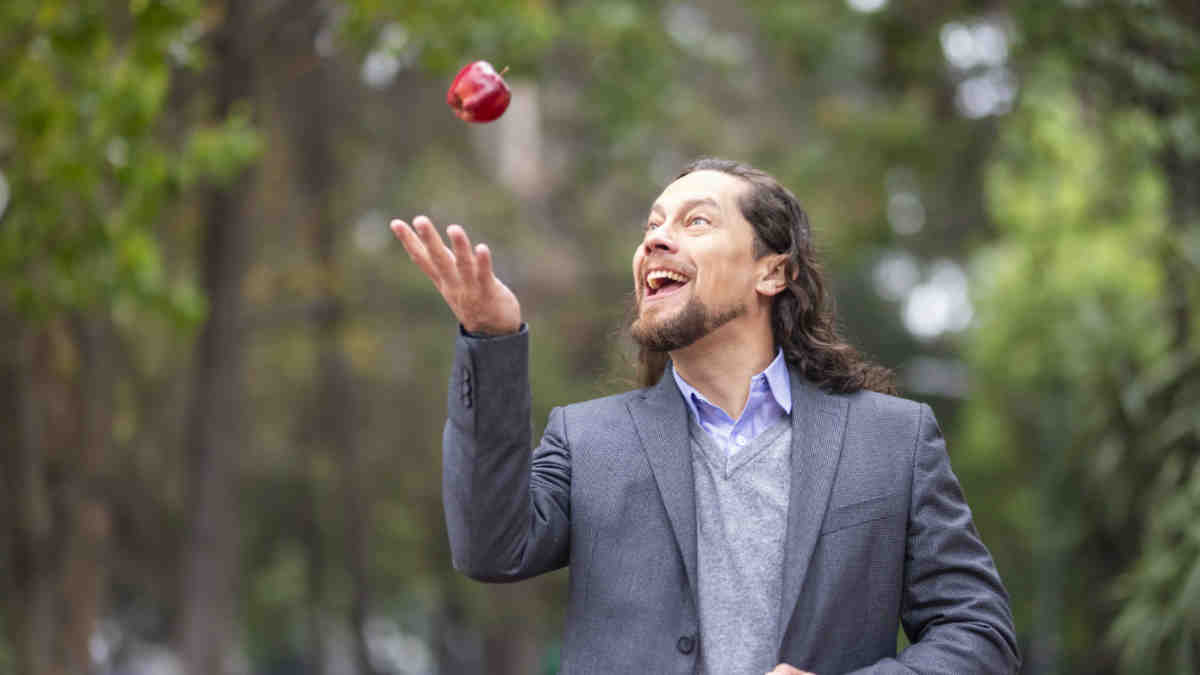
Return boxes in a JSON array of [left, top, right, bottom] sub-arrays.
[[965, 74, 1169, 669], [343, 0, 559, 74], [0, 0, 258, 327], [962, 2, 1200, 672], [2, 0, 1199, 673]]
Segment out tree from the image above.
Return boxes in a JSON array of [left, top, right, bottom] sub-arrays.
[[0, 1, 257, 672], [963, 1, 1200, 671]]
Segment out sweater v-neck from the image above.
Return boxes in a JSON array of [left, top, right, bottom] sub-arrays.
[[689, 414, 791, 479]]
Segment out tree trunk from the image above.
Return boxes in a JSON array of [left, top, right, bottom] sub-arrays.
[[2, 316, 114, 675], [178, 2, 254, 672], [1162, 142, 1198, 351], [1, 320, 55, 675], [482, 604, 541, 675], [60, 316, 114, 675], [275, 3, 377, 669]]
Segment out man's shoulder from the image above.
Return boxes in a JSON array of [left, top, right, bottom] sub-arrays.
[[560, 386, 649, 415], [546, 388, 649, 442], [843, 387, 925, 415], [835, 386, 930, 435]]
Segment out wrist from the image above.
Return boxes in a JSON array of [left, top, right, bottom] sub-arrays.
[[462, 322, 523, 338]]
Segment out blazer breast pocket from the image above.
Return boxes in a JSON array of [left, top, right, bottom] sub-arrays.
[[819, 493, 902, 535]]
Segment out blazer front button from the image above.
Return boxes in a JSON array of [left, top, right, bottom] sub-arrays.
[[676, 635, 695, 654]]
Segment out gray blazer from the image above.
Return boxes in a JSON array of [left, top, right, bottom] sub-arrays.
[[443, 327, 1020, 674]]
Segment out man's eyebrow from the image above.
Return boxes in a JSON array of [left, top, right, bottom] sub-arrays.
[[648, 197, 721, 218]]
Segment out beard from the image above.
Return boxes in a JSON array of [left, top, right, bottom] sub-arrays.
[[630, 291, 747, 352]]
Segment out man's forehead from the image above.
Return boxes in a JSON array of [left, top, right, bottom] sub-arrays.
[[651, 170, 747, 212]]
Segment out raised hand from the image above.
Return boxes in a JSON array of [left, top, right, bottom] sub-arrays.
[[391, 215, 522, 335]]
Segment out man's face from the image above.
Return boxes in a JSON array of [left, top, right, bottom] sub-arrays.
[[630, 170, 766, 352]]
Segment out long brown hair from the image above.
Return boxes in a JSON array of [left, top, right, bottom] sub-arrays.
[[636, 158, 896, 395]]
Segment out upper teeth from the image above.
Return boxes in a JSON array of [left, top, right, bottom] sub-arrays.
[[646, 269, 688, 289]]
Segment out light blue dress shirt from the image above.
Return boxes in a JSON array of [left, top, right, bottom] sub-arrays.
[[672, 349, 793, 457]]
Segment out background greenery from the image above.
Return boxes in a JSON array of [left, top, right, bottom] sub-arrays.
[[2, 0, 1197, 673]]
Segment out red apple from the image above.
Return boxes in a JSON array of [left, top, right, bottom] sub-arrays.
[[446, 61, 511, 123]]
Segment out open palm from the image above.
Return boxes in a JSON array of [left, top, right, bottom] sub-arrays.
[[391, 215, 522, 335]]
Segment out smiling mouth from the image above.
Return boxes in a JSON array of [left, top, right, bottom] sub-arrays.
[[644, 268, 691, 300]]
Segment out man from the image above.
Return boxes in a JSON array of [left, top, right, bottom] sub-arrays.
[[392, 158, 1019, 674]]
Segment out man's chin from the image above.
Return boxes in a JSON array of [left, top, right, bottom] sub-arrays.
[[635, 305, 675, 326], [631, 294, 747, 354], [632, 308, 678, 340], [631, 315, 698, 353]]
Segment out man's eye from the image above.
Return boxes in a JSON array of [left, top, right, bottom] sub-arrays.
[[688, 216, 710, 226], [645, 220, 662, 231]]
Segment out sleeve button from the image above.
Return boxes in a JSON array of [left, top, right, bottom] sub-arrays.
[[676, 635, 695, 654]]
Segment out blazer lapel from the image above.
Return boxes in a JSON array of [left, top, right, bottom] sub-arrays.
[[626, 369, 699, 605], [777, 372, 849, 647]]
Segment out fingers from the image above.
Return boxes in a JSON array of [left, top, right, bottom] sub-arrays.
[[410, 215, 458, 281], [474, 243, 494, 287], [446, 225, 478, 283], [393, 215, 496, 292], [392, 216, 519, 333], [391, 218, 438, 280]]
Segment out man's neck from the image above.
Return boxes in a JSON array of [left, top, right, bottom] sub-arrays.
[[671, 322, 778, 420]]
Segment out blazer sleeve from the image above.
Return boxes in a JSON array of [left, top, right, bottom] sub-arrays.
[[847, 403, 1021, 675], [441, 325, 571, 582]]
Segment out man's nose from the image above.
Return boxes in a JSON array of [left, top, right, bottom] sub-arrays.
[[642, 224, 677, 254]]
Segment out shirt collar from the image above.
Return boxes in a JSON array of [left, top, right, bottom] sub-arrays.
[[670, 348, 792, 419], [761, 348, 793, 414]]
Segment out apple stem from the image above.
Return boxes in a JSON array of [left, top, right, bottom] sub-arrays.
[[499, 65, 510, 76]]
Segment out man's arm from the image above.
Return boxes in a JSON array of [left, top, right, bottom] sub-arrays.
[[442, 327, 571, 581], [391, 215, 570, 582], [847, 403, 1020, 675]]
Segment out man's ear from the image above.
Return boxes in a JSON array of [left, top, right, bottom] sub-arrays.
[[755, 254, 790, 297]]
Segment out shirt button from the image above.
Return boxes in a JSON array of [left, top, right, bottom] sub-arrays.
[[735, 435, 748, 446], [676, 635, 695, 654]]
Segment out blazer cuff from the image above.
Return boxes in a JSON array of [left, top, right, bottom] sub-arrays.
[[459, 323, 527, 340], [448, 323, 531, 433]]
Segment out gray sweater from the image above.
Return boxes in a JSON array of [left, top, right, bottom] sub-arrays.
[[690, 415, 793, 675]]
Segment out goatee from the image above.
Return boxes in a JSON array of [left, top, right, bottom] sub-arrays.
[[630, 293, 746, 352]]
